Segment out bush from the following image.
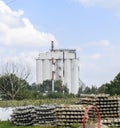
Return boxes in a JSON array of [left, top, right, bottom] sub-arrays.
[[46, 92, 65, 98], [16, 89, 34, 100]]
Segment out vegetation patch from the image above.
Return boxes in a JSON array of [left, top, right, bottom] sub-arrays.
[[0, 97, 79, 107], [0, 121, 56, 128], [0, 121, 119, 128]]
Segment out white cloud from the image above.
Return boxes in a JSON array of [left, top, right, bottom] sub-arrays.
[[0, 1, 57, 47], [0, 0, 58, 83], [91, 53, 101, 60], [1, 51, 38, 83], [75, 0, 120, 15], [77, 0, 120, 7], [88, 40, 110, 47]]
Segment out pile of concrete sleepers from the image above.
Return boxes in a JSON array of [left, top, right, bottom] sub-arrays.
[[77, 94, 120, 127], [96, 96, 120, 119], [11, 104, 89, 127], [11, 106, 36, 126], [35, 104, 56, 126], [11, 104, 57, 126], [55, 105, 86, 127]]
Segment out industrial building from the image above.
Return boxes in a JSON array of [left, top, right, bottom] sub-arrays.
[[36, 41, 80, 94]]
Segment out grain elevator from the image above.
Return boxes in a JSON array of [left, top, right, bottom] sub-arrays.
[[36, 41, 80, 94]]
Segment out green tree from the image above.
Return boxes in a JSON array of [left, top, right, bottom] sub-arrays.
[[0, 74, 29, 100], [99, 72, 120, 95], [83, 86, 91, 94], [0, 63, 30, 100], [77, 85, 84, 96], [97, 84, 106, 93], [90, 85, 98, 94], [38, 80, 52, 93], [38, 79, 69, 93]]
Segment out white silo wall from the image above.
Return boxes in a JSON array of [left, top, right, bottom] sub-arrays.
[[43, 59, 51, 81], [71, 59, 79, 94], [49, 60, 52, 79], [36, 59, 43, 84], [58, 59, 63, 80], [46, 59, 51, 79], [54, 59, 62, 80], [64, 59, 72, 93], [64, 51, 75, 59], [54, 60, 58, 80]]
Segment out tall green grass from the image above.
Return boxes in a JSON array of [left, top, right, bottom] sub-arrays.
[[0, 97, 79, 107]]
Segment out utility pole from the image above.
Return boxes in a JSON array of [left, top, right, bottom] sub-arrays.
[[51, 41, 55, 92], [62, 51, 65, 93]]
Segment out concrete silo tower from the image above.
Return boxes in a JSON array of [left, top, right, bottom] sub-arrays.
[[36, 41, 80, 94]]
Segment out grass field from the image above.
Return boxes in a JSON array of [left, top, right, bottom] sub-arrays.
[[0, 121, 118, 128], [0, 98, 79, 107], [0, 121, 84, 128], [0, 121, 55, 128]]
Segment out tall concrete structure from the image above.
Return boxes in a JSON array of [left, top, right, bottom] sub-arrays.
[[36, 42, 80, 94]]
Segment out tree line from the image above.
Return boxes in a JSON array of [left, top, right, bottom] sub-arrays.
[[78, 72, 120, 96], [0, 63, 120, 100]]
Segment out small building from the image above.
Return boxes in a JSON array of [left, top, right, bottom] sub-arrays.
[[36, 42, 80, 94]]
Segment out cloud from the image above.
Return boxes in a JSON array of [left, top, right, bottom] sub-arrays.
[[0, 0, 58, 83], [0, 50, 38, 83], [87, 40, 110, 47], [74, 0, 120, 15], [0, 1, 57, 47], [77, 0, 120, 8]]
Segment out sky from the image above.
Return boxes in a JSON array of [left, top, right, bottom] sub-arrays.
[[0, 0, 120, 87]]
